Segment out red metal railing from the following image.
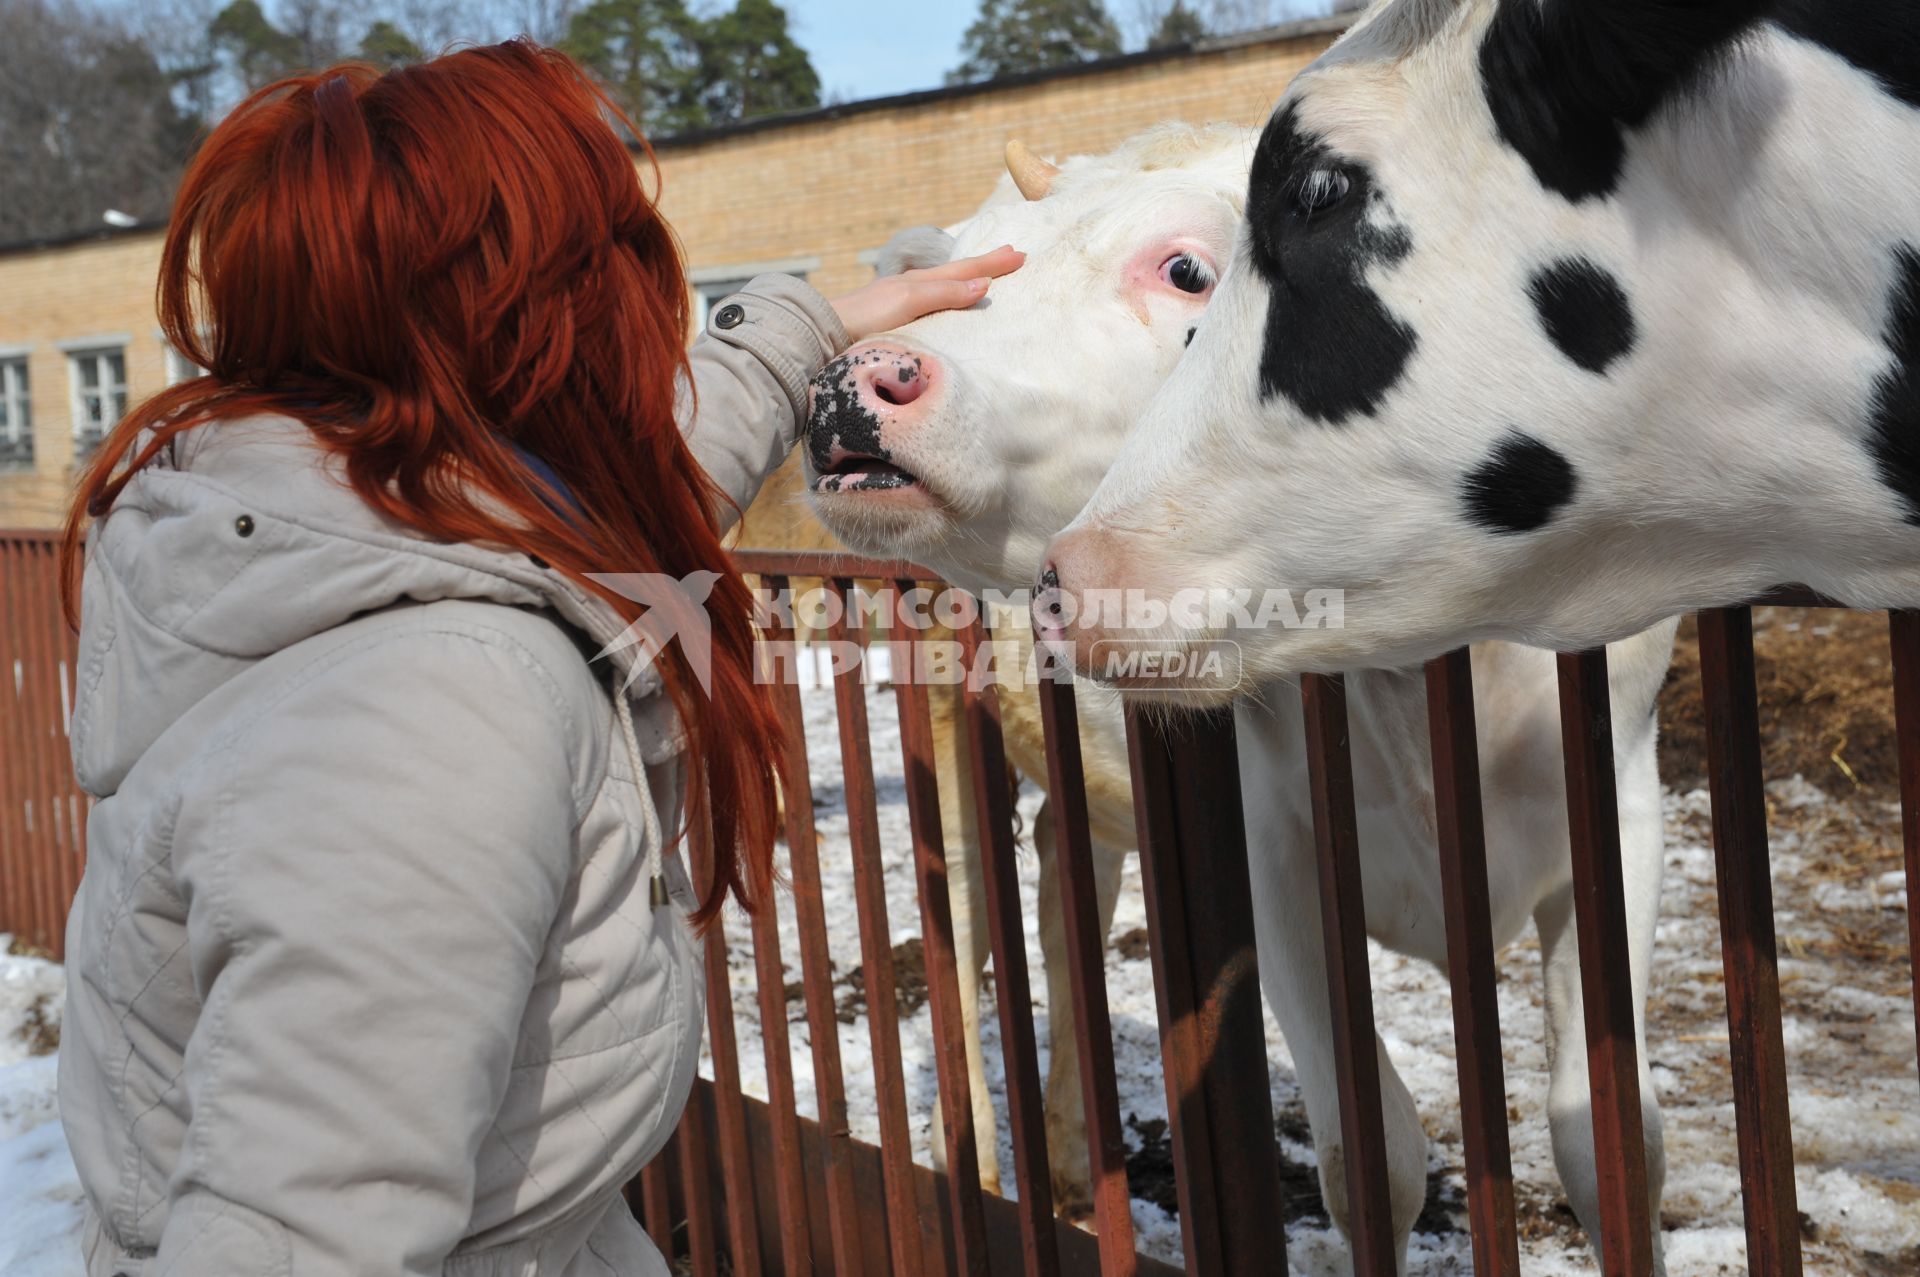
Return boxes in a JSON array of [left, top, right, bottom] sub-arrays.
[[3, 537, 1917, 1274], [0, 530, 85, 957]]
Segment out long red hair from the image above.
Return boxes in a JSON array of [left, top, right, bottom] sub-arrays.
[[62, 40, 783, 924]]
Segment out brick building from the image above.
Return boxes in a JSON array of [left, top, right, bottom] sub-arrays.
[[0, 17, 1340, 530]]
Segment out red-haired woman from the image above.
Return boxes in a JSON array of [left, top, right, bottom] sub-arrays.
[[55, 41, 1018, 1276]]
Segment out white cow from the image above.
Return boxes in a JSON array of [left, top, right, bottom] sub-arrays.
[[805, 125, 1679, 1269]]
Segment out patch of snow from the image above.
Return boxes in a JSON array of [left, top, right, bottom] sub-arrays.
[[0, 940, 84, 1277]]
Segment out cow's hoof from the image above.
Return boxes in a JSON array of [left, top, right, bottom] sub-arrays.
[[1050, 1174, 1094, 1225]]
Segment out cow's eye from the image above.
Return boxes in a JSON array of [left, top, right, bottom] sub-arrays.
[[1293, 168, 1351, 215], [1162, 253, 1215, 295]]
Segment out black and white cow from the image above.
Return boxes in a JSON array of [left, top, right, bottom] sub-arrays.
[[1038, 0, 1920, 679]]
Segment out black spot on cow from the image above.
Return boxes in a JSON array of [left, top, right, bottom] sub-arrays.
[[1461, 432, 1579, 534], [1480, 0, 1771, 202], [1247, 105, 1418, 424], [806, 353, 888, 474], [1774, 0, 1920, 109], [1528, 258, 1638, 374], [1867, 244, 1920, 525], [1185, 326, 1197, 348]]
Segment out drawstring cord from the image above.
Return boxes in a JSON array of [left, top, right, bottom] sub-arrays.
[[611, 667, 670, 909]]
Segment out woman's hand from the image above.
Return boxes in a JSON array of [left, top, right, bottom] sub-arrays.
[[830, 245, 1026, 344]]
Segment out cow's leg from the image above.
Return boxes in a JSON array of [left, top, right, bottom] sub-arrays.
[[1033, 807, 1128, 1221], [926, 681, 1002, 1194], [1235, 698, 1425, 1274], [1534, 736, 1667, 1275]]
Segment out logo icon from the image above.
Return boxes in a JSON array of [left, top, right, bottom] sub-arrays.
[[587, 571, 722, 694]]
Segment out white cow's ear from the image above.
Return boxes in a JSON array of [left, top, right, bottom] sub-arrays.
[[875, 226, 957, 277]]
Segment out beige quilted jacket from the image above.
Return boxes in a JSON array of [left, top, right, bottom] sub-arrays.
[[58, 275, 846, 1276]]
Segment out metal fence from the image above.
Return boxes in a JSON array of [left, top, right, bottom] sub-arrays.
[[0, 530, 85, 957], [3, 534, 1916, 1275]]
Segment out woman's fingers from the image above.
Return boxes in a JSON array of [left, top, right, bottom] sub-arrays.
[[913, 244, 1025, 283], [828, 244, 1025, 342], [903, 276, 992, 317]]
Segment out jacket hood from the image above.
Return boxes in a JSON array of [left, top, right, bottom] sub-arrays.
[[73, 414, 666, 795]]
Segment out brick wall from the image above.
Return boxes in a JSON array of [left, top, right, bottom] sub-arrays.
[[0, 24, 1335, 531]]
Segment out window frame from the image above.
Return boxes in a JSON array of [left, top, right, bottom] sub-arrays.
[[66, 345, 128, 458], [686, 256, 820, 332], [0, 355, 31, 467]]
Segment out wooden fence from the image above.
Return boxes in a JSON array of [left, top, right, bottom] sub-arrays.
[[0, 531, 85, 957], [3, 532, 1916, 1275]]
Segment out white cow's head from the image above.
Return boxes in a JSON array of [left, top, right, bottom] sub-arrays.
[[1039, 0, 1920, 688], [803, 125, 1251, 593]]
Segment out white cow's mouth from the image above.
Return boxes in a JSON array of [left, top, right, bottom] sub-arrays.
[[811, 454, 932, 501]]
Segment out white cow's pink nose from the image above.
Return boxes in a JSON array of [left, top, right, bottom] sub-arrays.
[[844, 340, 932, 415], [805, 341, 944, 493]]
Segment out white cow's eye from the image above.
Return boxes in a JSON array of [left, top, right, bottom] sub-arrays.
[[1163, 254, 1215, 295], [1293, 168, 1351, 214]]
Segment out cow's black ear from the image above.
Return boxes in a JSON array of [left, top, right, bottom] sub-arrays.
[[1480, 0, 1770, 202]]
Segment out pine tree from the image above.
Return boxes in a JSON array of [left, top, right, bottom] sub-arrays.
[[559, 0, 706, 132], [696, 0, 819, 124], [359, 20, 423, 68], [948, 0, 1123, 85], [1147, 0, 1206, 49], [208, 0, 303, 90]]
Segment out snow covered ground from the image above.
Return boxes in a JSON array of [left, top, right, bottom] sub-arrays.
[[0, 937, 82, 1277], [4, 678, 1917, 1273]]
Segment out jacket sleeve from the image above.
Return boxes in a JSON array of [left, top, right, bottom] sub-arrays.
[[155, 623, 587, 1277], [681, 273, 849, 529]]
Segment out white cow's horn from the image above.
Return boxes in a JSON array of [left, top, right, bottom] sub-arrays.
[[1005, 140, 1059, 201]]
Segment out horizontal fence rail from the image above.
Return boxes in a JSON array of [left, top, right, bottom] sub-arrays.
[[2, 534, 1915, 1275]]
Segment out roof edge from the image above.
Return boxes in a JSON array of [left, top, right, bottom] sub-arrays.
[[0, 219, 167, 260], [649, 13, 1351, 152]]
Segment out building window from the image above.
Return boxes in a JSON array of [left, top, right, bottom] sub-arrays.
[[165, 344, 203, 385], [69, 347, 127, 456], [693, 278, 756, 331], [0, 358, 30, 466]]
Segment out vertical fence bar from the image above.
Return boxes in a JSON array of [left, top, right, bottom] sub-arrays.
[[676, 1094, 720, 1277], [954, 612, 1061, 1277], [825, 577, 927, 1277], [5, 541, 45, 949], [687, 800, 767, 1277], [1125, 706, 1222, 1274], [745, 827, 814, 1272], [762, 576, 865, 1276], [1299, 674, 1396, 1276], [1887, 610, 1920, 1088], [1556, 649, 1653, 1277], [18, 538, 69, 955], [0, 543, 33, 944], [1124, 703, 1286, 1277], [1696, 608, 1803, 1275], [36, 537, 79, 951], [39, 544, 81, 917], [889, 584, 990, 1277], [642, 1152, 675, 1252], [1423, 651, 1523, 1275], [1035, 674, 1139, 1275]]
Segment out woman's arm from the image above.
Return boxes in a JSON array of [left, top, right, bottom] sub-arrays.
[[684, 247, 1024, 526], [155, 618, 588, 1276]]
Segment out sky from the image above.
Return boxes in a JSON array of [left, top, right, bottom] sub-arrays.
[[781, 1, 1330, 105], [782, 0, 978, 102]]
